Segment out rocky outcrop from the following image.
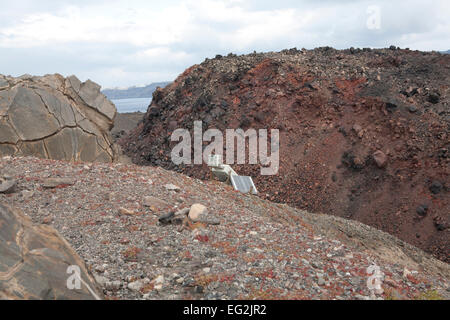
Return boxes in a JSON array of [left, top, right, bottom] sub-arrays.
[[121, 48, 449, 262], [0, 74, 118, 162], [0, 203, 102, 300]]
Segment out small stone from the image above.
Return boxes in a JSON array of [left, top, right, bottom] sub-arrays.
[[429, 181, 442, 195], [350, 278, 360, 286], [94, 265, 105, 273], [42, 215, 53, 224], [105, 281, 122, 291], [402, 267, 412, 278], [199, 217, 221, 226], [408, 106, 418, 113], [427, 93, 439, 104], [249, 231, 258, 236], [154, 284, 163, 291], [0, 179, 17, 194], [203, 268, 211, 273], [164, 184, 180, 192], [118, 207, 135, 216], [435, 221, 446, 231], [352, 124, 362, 133], [385, 102, 398, 112], [373, 150, 387, 168], [153, 275, 164, 285], [128, 280, 144, 292], [416, 204, 429, 217], [94, 275, 108, 287], [169, 273, 180, 281], [158, 211, 175, 224], [171, 208, 190, 224], [317, 277, 326, 286], [176, 277, 184, 284], [21, 190, 34, 200], [120, 238, 130, 244], [189, 204, 208, 222], [194, 285, 204, 294], [143, 196, 168, 209]]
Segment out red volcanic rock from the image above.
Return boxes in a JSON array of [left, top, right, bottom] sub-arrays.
[[120, 47, 450, 262]]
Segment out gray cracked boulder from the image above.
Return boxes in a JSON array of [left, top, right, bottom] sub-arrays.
[[0, 74, 118, 162], [0, 203, 103, 300]]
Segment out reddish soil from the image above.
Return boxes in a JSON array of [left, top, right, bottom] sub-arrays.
[[120, 47, 449, 262]]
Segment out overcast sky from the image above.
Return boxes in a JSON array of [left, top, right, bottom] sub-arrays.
[[1, 0, 449, 88]]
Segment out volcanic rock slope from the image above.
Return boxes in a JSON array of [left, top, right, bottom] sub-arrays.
[[0, 74, 119, 162], [0, 156, 449, 300], [121, 48, 449, 262]]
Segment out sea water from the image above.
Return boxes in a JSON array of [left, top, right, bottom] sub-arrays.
[[111, 97, 151, 113]]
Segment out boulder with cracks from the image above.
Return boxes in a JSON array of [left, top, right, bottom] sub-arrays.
[[0, 74, 119, 162]]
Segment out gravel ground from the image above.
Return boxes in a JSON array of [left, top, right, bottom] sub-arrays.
[[1, 156, 448, 300]]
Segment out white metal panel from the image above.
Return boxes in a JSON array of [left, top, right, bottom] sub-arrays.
[[230, 175, 258, 195]]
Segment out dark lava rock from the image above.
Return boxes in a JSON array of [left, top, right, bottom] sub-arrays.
[[428, 93, 440, 104], [158, 211, 175, 225], [385, 102, 398, 112], [416, 204, 429, 217], [342, 152, 365, 171], [429, 181, 443, 194], [408, 106, 418, 113], [435, 222, 446, 231]]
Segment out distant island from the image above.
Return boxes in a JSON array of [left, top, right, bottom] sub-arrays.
[[102, 82, 171, 100]]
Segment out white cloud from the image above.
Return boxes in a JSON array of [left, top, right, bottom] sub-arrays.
[[0, 0, 449, 87], [0, 3, 191, 48]]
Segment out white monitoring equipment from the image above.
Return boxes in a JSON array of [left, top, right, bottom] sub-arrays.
[[207, 154, 258, 195]]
